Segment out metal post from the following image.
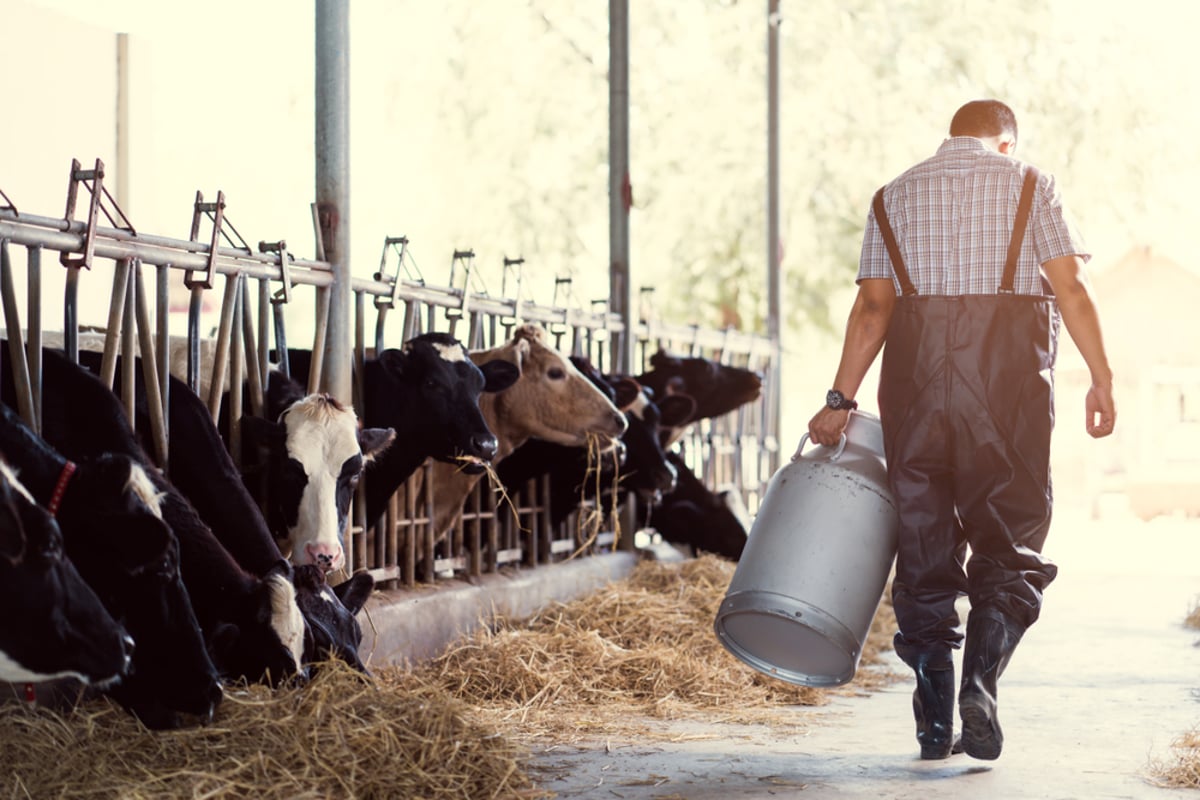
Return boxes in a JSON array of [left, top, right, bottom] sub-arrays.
[[608, 0, 633, 375], [116, 33, 131, 210], [315, 0, 352, 403], [766, 0, 783, 474]]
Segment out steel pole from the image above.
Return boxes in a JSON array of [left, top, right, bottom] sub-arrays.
[[766, 0, 783, 472], [608, 0, 633, 374], [315, 0, 352, 402]]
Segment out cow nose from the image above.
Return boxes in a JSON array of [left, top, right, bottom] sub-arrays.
[[471, 434, 498, 462], [121, 634, 136, 673], [305, 542, 344, 573]]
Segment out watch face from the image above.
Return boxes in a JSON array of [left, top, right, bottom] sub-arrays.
[[827, 389, 843, 408]]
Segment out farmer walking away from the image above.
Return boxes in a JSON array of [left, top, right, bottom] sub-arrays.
[[807, 99, 1117, 761]]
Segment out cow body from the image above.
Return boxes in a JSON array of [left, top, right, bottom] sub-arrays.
[[424, 325, 629, 540], [76, 352, 375, 676], [0, 458, 132, 687], [633, 350, 762, 444], [14, 351, 305, 689], [644, 451, 749, 560], [0, 400, 221, 729], [285, 332, 519, 526]]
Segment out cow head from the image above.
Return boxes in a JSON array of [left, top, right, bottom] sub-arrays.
[[293, 564, 374, 673], [375, 333, 519, 473], [610, 386, 696, 500], [0, 459, 133, 688], [636, 350, 762, 443], [477, 324, 628, 455], [207, 560, 307, 687], [246, 388, 394, 573]]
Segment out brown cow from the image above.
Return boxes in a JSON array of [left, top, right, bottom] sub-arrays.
[[422, 323, 628, 540]]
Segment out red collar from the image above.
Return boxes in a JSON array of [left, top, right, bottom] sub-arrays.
[[47, 461, 76, 517]]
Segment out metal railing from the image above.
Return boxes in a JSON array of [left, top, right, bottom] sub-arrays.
[[0, 159, 778, 591]]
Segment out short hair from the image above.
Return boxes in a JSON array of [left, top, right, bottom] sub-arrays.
[[949, 100, 1018, 144]]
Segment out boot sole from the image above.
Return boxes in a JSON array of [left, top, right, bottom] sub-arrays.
[[960, 697, 1003, 760]]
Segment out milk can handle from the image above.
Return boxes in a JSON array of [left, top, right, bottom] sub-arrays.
[[792, 432, 847, 462]]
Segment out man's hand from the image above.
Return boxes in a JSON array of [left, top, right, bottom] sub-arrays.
[[1085, 381, 1116, 438], [805, 406, 852, 450]]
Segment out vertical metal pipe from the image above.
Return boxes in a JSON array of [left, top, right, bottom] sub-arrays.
[[116, 33, 131, 210], [766, 0, 783, 475], [0, 241, 35, 428], [315, 0, 352, 403], [26, 246, 42, 434], [608, 0, 633, 375], [156, 264, 170, 466]]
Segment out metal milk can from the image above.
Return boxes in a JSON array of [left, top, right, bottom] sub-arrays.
[[713, 410, 898, 687]]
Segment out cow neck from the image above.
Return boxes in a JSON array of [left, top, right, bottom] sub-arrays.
[[46, 460, 77, 518]]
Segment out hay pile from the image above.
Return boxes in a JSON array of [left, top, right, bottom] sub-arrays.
[[400, 555, 899, 740], [1148, 728, 1200, 788], [0, 662, 543, 800]]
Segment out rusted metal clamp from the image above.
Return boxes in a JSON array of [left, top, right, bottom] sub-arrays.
[[185, 190, 250, 290], [259, 240, 293, 305], [0, 186, 17, 216], [60, 157, 136, 270], [444, 248, 478, 324], [374, 235, 417, 310]]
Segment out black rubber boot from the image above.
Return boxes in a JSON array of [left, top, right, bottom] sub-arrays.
[[959, 610, 1024, 761], [895, 640, 957, 760]]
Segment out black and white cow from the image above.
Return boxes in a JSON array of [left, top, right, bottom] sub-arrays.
[[643, 451, 750, 561], [14, 350, 307, 689], [291, 564, 374, 673], [285, 332, 520, 526], [633, 350, 762, 444], [0, 400, 222, 729], [78, 352, 377, 675], [0, 457, 133, 688], [236, 371, 395, 572]]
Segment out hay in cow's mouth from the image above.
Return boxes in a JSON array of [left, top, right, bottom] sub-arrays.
[[0, 661, 543, 799], [448, 453, 489, 474], [400, 555, 901, 743]]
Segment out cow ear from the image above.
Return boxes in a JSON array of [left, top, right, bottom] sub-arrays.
[[358, 427, 395, 462], [610, 378, 642, 412], [333, 571, 375, 615], [649, 349, 676, 370], [102, 513, 172, 574], [478, 359, 520, 393], [657, 394, 698, 428], [266, 557, 294, 582], [266, 372, 306, 420], [376, 348, 407, 378]]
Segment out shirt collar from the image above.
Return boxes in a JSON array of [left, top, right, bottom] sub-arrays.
[[935, 136, 991, 156]]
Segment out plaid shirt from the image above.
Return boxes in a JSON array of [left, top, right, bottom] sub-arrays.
[[858, 137, 1089, 296]]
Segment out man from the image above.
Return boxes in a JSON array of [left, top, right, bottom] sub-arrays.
[[807, 99, 1116, 761]]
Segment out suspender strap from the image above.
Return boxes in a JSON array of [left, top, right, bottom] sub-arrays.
[[999, 166, 1040, 294], [872, 187, 917, 297]]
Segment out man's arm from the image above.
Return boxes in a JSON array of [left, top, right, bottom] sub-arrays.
[[806, 278, 896, 447], [1042, 255, 1116, 438]]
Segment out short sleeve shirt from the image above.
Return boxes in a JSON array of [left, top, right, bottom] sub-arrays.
[[857, 137, 1090, 296]]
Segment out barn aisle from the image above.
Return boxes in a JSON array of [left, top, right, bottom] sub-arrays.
[[531, 507, 1200, 799]]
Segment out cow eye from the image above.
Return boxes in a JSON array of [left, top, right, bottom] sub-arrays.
[[547, 367, 566, 380]]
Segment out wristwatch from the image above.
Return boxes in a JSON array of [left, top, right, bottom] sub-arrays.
[[826, 389, 858, 411]]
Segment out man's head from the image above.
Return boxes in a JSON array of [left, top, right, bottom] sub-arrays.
[[950, 99, 1018, 154]]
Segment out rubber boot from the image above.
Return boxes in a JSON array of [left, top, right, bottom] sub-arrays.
[[959, 610, 1024, 760], [895, 640, 957, 760]]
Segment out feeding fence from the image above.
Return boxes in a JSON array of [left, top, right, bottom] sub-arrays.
[[0, 159, 778, 591]]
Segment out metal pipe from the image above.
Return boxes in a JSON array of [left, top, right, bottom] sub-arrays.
[[156, 263, 171, 470], [315, 0, 352, 404], [608, 0, 633, 375], [120, 264, 136, 428], [766, 0, 783, 474], [99, 258, 131, 389], [206, 274, 240, 422], [26, 246, 42, 433], [0, 241, 35, 428], [116, 33, 131, 211]]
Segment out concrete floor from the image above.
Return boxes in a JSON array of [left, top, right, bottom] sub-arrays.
[[530, 506, 1200, 799]]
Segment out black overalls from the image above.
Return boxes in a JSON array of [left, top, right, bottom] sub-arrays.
[[872, 168, 1061, 656]]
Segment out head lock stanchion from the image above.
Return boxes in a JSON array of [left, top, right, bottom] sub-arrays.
[[444, 248, 477, 342]]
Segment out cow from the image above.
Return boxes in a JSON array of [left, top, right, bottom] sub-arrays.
[[284, 331, 520, 527], [423, 324, 629, 542], [497, 360, 696, 528], [0, 400, 222, 729], [235, 371, 395, 573], [292, 564, 374, 673], [0, 457, 133, 688], [9, 350, 307, 689], [75, 352, 377, 675], [642, 451, 750, 561], [633, 350, 763, 444]]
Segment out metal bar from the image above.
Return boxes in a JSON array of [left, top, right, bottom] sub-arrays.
[[116, 34, 131, 211], [156, 263, 171, 470], [26, 246, 42, 434], [241, 281, 263, 419], [0, 240, 35, 428], [315, 0, 352, 404], [98, 258, 132, 389], [308, 286, 329, 396], [120, 264, 137, 428], [63, 266, 80, 363], [205, 273, 240, 422], [354, 290, 365, 414], [272, 302, 290, 380], [609, 0, 633, 374], [186, 285, 203, 395], [257, 278, 269, 387], [766, 0, 783, 478], [229, 276, 244, 467]]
